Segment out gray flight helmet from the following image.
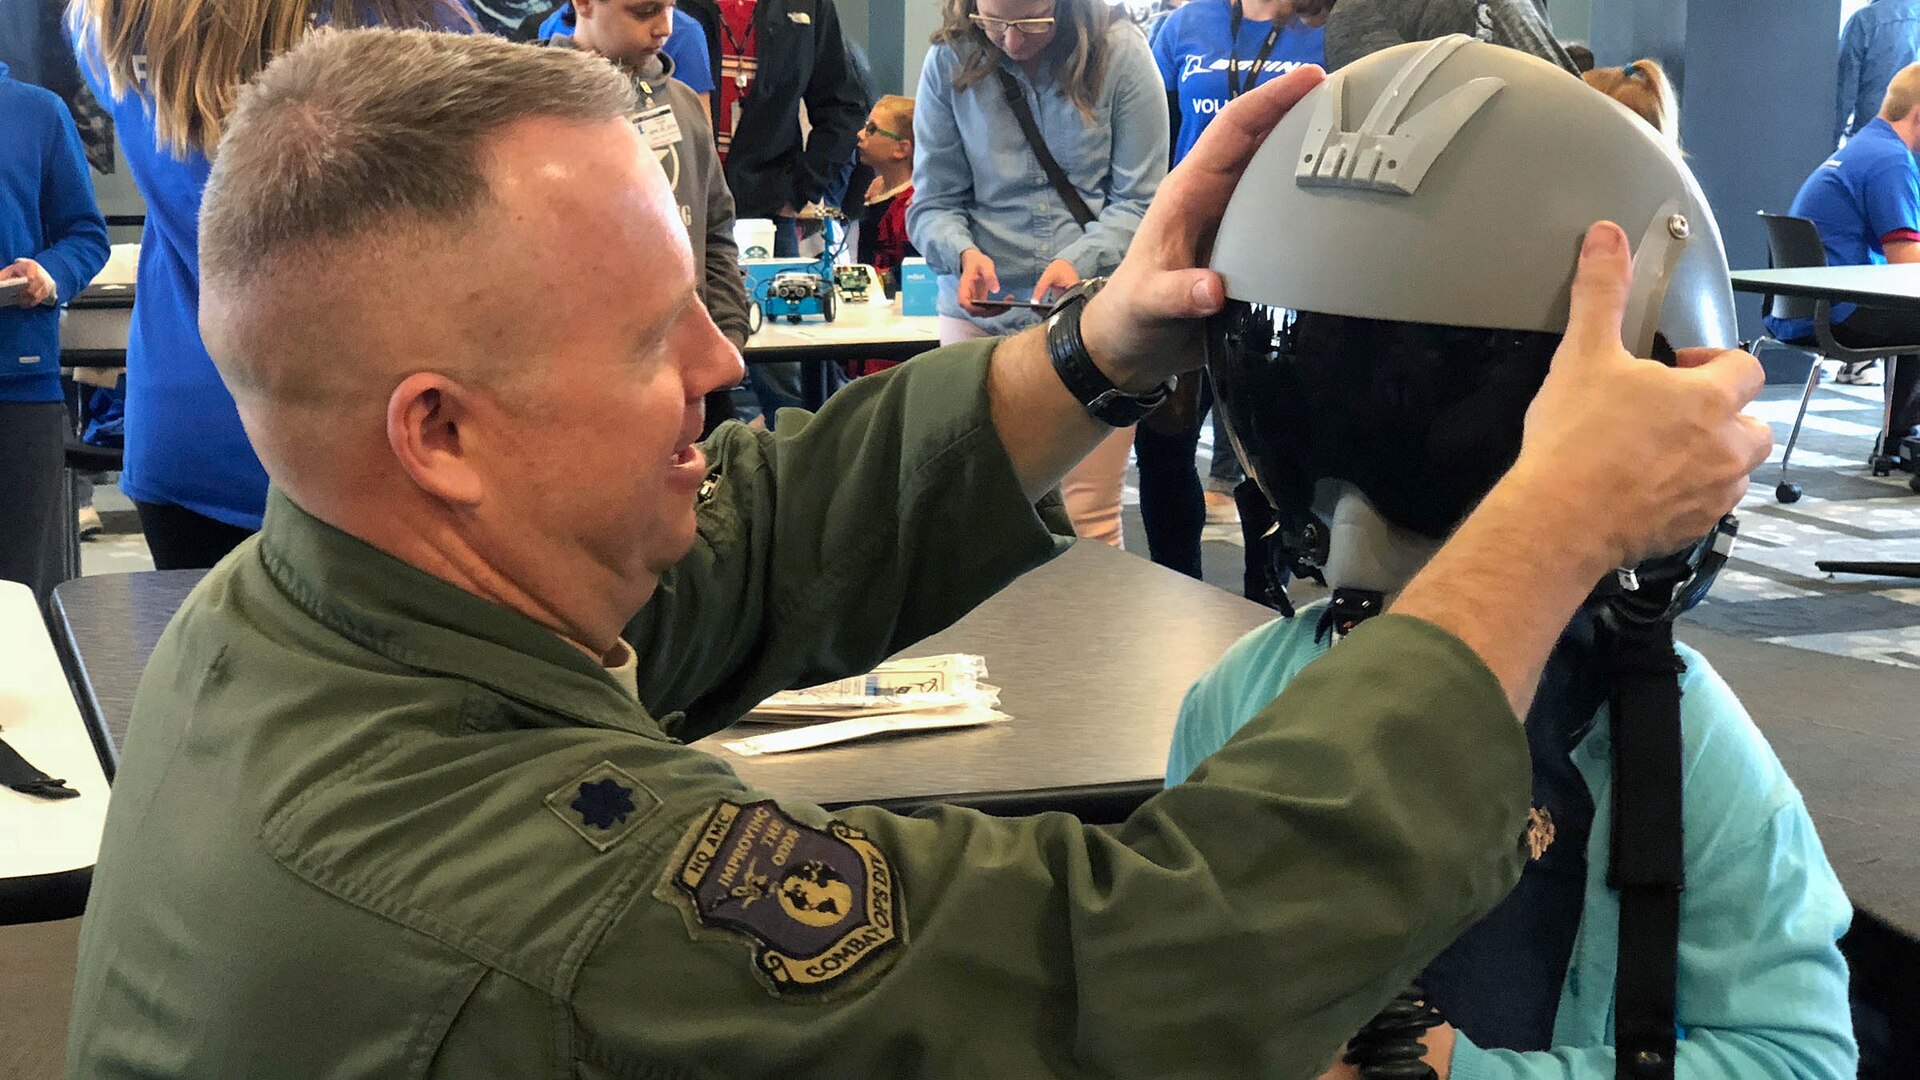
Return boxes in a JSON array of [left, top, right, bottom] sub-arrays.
[[1209, 35, 1736, 355], [1207, 36, 1741, 617]]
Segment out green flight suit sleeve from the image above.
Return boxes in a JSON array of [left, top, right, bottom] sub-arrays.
[[571, 614, 1532, 1078], [624, 339, 1074, 740]]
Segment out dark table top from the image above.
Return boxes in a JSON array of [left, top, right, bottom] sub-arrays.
[[68, 282, 135, 309], [49, 548, 1920, 939], [48, 544, 1276, 813], [1730, 264, 1920, 310]]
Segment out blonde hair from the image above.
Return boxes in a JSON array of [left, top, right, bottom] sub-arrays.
[[72, 0, 469, 158], [1582, 59, 1679, 149], [930, 0, 1120, 123], [875, 94, 916, 138], [1880, 62, 1920, 122]]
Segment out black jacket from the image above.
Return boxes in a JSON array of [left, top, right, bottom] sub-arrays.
[[678, 0, 869, 217]]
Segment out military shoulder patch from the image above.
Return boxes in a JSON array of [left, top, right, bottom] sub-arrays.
[[659, 799, 905, 996], [546, 761, 662, 852]]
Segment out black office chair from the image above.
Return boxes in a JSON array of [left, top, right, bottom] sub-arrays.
[[58, 377, 124, 583], [1752, 212, 1920, 501]]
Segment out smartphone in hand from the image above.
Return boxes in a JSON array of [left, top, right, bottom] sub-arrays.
[[973, 297, 1053, 312]]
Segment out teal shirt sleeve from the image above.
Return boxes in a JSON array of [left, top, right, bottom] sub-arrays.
[[1167, 603, 1332, 786], [1447, 646, 1857, 1080], [624, 340, 1075, 739]]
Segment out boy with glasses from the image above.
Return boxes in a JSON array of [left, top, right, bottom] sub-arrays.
[[553, 0, 753, 425], [854, 95, 918, 295]]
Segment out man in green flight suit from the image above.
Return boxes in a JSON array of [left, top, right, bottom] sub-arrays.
[[66, 28, 1771, 1080]]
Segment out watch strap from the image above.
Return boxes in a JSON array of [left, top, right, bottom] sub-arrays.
[[1045, 279, 1174, 427]]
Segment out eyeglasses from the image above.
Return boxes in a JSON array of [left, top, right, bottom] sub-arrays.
[[862, 119, 907, 141], [968, 13, 1057, 36]]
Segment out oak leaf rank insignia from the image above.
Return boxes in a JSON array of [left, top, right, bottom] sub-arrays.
[[545, 761, 660, 852]]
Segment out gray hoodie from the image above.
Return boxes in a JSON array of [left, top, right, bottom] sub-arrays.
[[551, 38, 752, 345], [1324, 0, 1577, 75]]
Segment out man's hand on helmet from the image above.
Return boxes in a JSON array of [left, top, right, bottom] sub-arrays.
[[1078, 66, 1327, 394], [1511, 221, 1772, 567]]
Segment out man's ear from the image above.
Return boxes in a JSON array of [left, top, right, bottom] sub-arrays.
[[387, 372, 486, 507]]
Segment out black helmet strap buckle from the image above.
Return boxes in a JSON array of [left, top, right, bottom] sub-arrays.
[[1328, 518, 1735, 1080], [1597, 586, 1688, 1080], [1592, 516, 1740, 1080], [1316, 588, 1385, 644]]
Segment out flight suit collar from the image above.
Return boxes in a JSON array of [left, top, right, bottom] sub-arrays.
[[255, 489, 670, 740]]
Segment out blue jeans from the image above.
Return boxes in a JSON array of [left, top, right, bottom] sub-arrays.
[[744, 215, 807, 426], [1134, 378, 1217, 579], [1135, 419, 1206, 579], [1208, 404, 1245, 488]]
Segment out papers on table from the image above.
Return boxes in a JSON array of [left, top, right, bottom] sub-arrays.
[[722, 708, 1010, 757], [747, 654, 994, 720], [727, 655, 1007, 755]]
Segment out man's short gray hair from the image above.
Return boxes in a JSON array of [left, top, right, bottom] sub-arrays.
[[199, 28, 637, 286]]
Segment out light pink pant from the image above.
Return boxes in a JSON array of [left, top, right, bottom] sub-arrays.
[[939, 316, 1132, 549]]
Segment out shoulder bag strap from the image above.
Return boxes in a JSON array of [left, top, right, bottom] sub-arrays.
[[995, 68, 1098, 228]]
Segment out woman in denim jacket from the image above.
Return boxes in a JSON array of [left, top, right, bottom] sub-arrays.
[[908, 0, 1167, 548]]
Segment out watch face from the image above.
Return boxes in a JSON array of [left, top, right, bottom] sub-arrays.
[[1048, 276, 1105, 316]]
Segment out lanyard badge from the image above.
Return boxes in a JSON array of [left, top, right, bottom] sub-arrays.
[[1226, 1, 1285, 100]]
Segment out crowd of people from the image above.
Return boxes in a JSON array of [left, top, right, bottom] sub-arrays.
[[0, 0, 1714, 601], [0, 2, 1908, 1076]]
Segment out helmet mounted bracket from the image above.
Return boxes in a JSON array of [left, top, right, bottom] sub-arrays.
[[1296, 35, 1506, 196]]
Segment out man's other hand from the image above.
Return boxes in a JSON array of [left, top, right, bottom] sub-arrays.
[[1, 258, 57, 307], [1077, 65, 1326, 393], [1509, 221, 1772, 567], [1031, 258, 1080, 304]]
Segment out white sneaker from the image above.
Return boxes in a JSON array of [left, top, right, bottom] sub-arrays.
[[77, 505, 103, 540], [1835, 361, 1882, 386]]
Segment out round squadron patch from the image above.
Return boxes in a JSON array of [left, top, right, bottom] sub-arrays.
[[660, 799, 904, 997]]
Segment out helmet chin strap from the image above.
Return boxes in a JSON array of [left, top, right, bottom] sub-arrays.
[[1314, 483, 1444, 642]]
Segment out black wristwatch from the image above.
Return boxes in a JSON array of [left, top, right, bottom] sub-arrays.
[[1045, 277, 1175, 427]]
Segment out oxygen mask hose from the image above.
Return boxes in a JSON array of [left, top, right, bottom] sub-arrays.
[[1343, 985, 1445, 1080]]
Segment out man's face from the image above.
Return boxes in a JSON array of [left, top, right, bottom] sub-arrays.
[[855, 106, 908, 167], [456, 118, 743, 586], [975, 0, 1058, 65], [578, 0, 675, 66]]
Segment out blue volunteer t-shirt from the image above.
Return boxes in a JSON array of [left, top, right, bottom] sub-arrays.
[[537, 5, 714, 94], [1767, 116, 1920, 342], [0, 62, 109, 403], [74, 36, 271, 529], [1152, 0, 1324, 164]]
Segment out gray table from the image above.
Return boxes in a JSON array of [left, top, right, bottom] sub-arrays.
[[47, 549, 1920, 941], [1731, 265, 1920, 578], [1731, 264, 1920, 310], [48, 543, 1273, 817]]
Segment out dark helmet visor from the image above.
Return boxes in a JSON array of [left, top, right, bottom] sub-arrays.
[[1206, 304, 1561, 539]]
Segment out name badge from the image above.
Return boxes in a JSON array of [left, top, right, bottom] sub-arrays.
[[638, 103, 683, 152]]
